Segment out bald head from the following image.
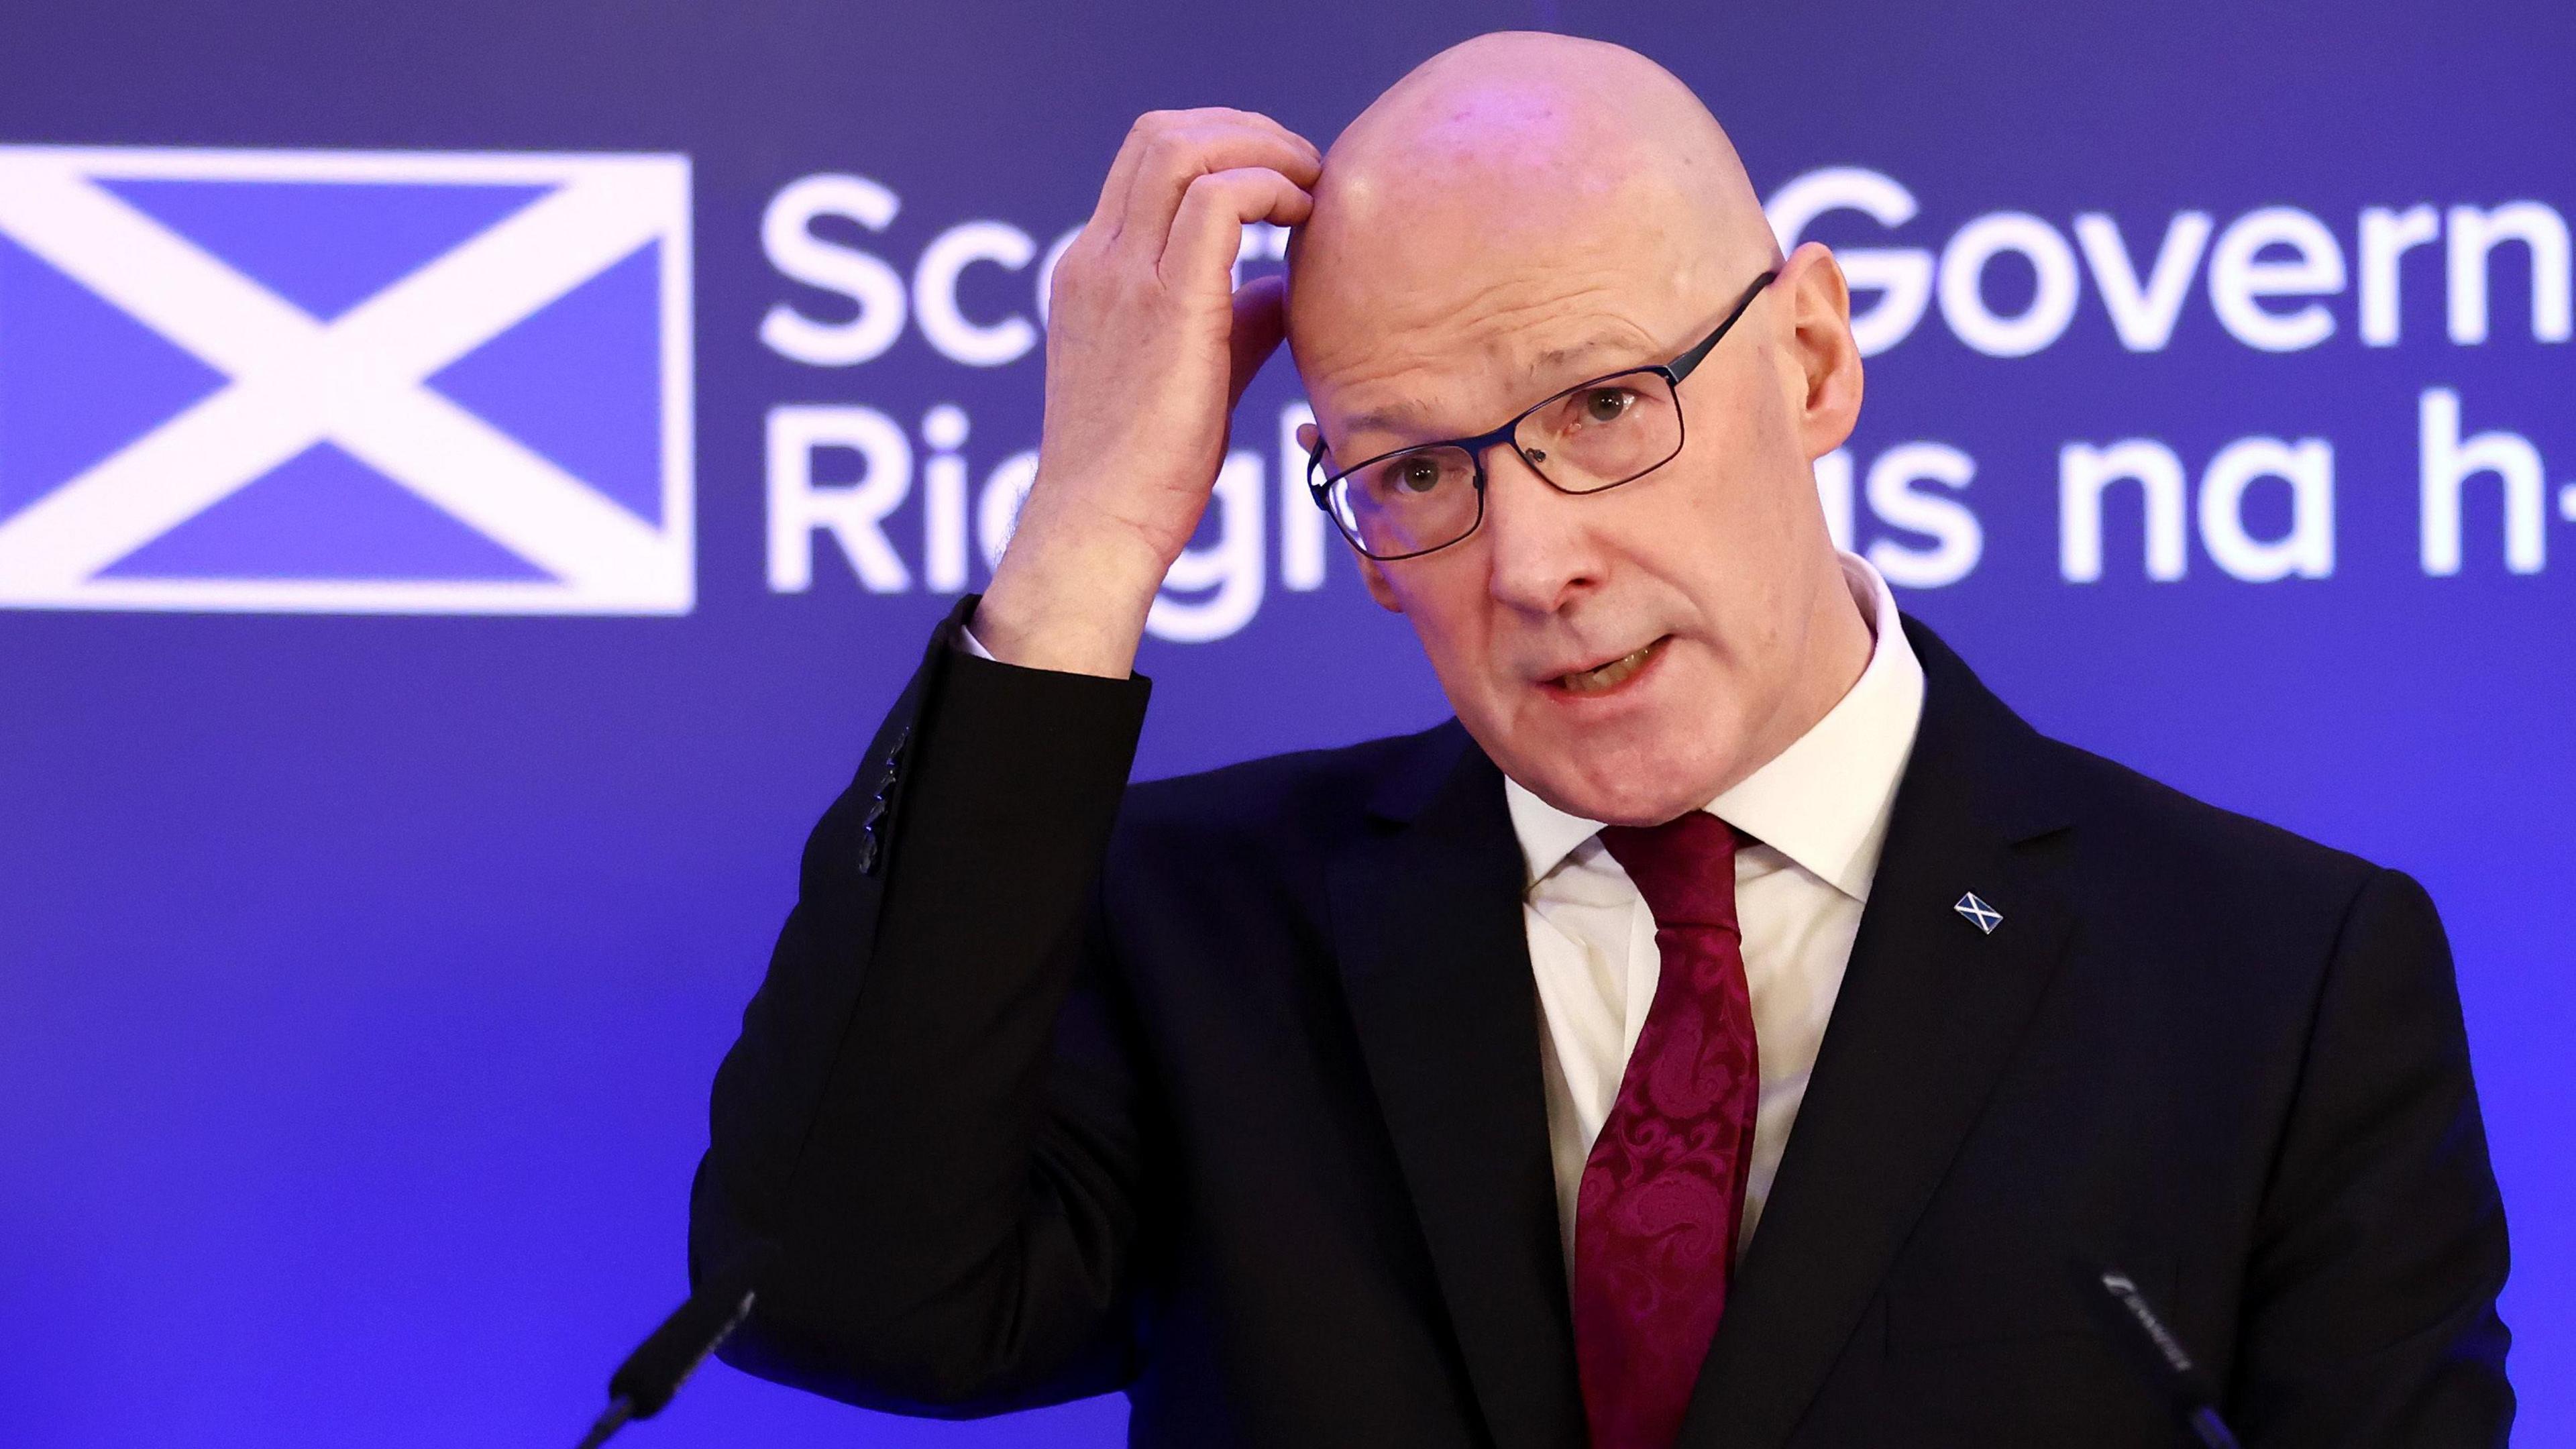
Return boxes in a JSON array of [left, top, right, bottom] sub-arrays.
[[1289, 32, 1778, 392]]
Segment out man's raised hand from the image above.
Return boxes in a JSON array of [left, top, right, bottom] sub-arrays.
[[972, 109, 1322, 677]]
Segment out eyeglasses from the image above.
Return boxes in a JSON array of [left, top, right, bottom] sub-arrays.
[[1305, 268, 1780, 561]]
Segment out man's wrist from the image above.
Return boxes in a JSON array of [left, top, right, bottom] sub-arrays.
[[972, 523, 1166, 678]]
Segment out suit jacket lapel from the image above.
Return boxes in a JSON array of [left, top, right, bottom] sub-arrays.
[[1328, 723, 1587, 1449], [1681, 617, 2080, 1449]]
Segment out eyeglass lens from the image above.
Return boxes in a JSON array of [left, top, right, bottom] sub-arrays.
[[1325, 370, 1684, 559]]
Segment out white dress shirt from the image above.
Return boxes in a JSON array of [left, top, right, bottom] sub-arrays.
[[1505, 551, 1925, 1269], [962, 549, 1923, 1271]]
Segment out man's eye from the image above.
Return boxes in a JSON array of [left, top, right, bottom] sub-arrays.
[[1393, 456, 1447, 493], [1580, 388, 1635, 423]]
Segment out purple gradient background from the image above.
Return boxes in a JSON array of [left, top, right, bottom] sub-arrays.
[[0, 2, 2567, 1444]]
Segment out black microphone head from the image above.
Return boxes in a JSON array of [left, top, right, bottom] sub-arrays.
[[606, 1240, 775, 1420], [2076, 1258, 2240, 1448]]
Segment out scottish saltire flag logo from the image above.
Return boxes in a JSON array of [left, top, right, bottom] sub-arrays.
[[0, 146, 692, 613]]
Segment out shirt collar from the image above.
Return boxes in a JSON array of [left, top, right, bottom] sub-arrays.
[[1503, 550, 1927, 903]]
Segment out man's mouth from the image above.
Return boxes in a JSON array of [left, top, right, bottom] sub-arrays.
[[1551, 637, 1666, 696]]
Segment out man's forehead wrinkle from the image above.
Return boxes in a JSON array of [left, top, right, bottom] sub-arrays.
[[1310, 277, 1662, 451], [1303, 247, 1634, 360], [1290, 189, 1706, 394]]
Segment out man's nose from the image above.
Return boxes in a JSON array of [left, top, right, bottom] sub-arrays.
[[1477, 443, 1605, 616]]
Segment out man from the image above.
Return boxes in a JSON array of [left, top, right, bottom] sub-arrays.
[[692, 32, 2511, 1447]]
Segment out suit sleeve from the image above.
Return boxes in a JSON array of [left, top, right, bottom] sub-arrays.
[[688, 596, 1160, 1415], [2230, 867, 2514, 1446]]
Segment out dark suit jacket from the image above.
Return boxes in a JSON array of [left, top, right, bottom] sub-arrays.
[[691, 599, 2511, 1447]]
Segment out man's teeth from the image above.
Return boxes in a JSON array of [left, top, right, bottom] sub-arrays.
[[1558, 641, 1657, 694]]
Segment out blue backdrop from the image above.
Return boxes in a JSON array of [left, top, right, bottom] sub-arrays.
[[1, 2, 2568, 1444]]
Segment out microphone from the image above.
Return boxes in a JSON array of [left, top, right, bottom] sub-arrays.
[[574, 1242, 775, 1449], [2084, 1262, 2241, 1449]]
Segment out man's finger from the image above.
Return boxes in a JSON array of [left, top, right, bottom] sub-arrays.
[[1087, 111, 1169, 231], [1159, 167, 1313, 288], [1089, 107, 1274, 230], [1099, 108, 1317, 233], [1227, 274, 1289, 412], [1120, 124, 1320, 254]]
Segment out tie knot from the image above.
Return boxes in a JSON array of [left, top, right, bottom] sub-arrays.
[[1597, 812, 1741, 930]]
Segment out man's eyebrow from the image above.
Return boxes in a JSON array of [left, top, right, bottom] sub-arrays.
[[1337, 400, 1440, 443], [1521, 327, 1660, 382], [1331, 327, 1664, 450]]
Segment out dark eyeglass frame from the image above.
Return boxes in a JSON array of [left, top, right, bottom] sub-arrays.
[[1303, 267, 1782, 561]]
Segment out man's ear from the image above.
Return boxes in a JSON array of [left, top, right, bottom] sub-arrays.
[[1778, 240, 1864, 462]]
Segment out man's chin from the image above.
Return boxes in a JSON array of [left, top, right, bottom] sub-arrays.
[[1501, 749, 1725, 828], [1461, 686, 1741, 824]]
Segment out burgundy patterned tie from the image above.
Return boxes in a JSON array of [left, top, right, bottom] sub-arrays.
[[1574, 812, 1759, 1449]]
